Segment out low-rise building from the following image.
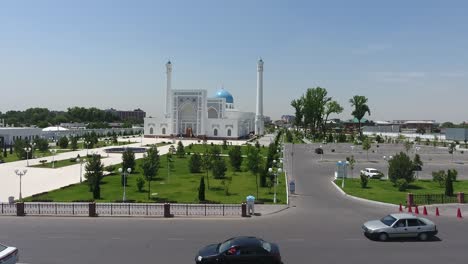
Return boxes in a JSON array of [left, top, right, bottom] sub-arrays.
[[445, 128, 468, 141], [0, 127, 43, 146]]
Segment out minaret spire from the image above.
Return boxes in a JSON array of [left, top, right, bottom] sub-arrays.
[[255, 58, 264, 135], [165, 60, 172, 118]]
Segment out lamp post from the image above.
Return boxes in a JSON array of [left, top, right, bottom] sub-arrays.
[[15, 169, 27, 201], [118, 167, 132, 202], [383, 155, 393, 180], [319, 145, 323, 160], [268, 159, 283, 204], [84, 140, 91, 156], [77, 158, 87, 183], [51, 149, 57, 168], [24, 147, 32, 167]]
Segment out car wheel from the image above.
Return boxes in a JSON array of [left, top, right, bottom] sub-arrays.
[[378, 233, 388, 241], [418, 232, 429, 241]]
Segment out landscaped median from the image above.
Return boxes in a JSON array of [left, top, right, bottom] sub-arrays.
[[333, 178, 468, 205]]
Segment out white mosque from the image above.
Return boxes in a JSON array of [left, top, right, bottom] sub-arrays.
[[144, 59, 265, 139]]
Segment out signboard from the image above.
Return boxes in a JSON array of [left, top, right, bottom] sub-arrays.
[[289, 180, 296, 194]]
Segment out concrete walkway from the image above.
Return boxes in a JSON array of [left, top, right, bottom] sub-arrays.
[[0, 137, 251, 202]]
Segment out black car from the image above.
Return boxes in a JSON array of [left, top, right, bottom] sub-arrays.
[[195, 236, 282, 264]]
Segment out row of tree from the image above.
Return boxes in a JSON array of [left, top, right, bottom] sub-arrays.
[[291, 87, 371, 138]]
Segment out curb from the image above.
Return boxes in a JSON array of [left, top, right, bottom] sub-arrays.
[[330, 180, 395, 208]]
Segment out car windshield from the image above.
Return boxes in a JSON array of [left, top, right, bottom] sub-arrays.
[[370, 170, 379, 173], [0, 244, 6, 252], [218, 239, 233, 253], [261, 241, 272, 252], [380, 215, 397, 226]]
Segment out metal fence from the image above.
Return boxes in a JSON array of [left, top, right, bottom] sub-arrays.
[[171, 204, 241, 216], [96, 203, 164, 216], [0, 203, 16, 215], [413, 194, 460, 205], [0, 202, 242, 217], [24, 202, 89, 216]]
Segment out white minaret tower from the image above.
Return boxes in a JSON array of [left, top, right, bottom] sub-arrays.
[[165, 61, 172, 118], [255, 58, 264, 135]]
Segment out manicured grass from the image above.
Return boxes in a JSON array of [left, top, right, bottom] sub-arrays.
[[25, 154, 287, 204], [73, 140, 134, 150], [334, 178, 468, 205], [31, 157, 106, 169], [184, 144, 269, 156], [0, 149, 69, 163]]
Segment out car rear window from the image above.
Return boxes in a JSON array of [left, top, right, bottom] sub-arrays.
[[0, 244, 6, 252]]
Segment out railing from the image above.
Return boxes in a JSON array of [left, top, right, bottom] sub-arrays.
[[0, 202, 243, 217], [96, 203, 164, 216], [0, 203, 17, 215], [412, 194, 460, 205], [170, 204, 241, 216], [24, 202, 89, 216]]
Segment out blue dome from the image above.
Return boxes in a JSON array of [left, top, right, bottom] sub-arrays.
[[214, 89, 234, 104]]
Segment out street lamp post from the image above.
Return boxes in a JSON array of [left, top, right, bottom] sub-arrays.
[[24, 147, 32, 167], [84, 141, 91, 156], [118, 167, 132, 202], [51, 149, 57, 168], [268, 160, 283, 204], [77, 158, 87, 183], [383, 155, 393, 180], [15, 169, 27, 201]]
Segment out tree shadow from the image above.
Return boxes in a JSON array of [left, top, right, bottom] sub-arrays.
[[407, 185, 424, 190]]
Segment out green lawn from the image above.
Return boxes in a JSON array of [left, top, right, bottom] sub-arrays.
[[31, 157, 106, 169], [73, 140, 134, 150], [184, 144, 269, 156], [25, 154, 287, 204], [334, 178, 468, 205], [0, 149, 69, 163]]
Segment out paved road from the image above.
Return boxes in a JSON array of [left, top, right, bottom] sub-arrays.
[[1, 143, 467, 264]]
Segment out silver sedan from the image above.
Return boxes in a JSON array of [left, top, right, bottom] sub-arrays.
[[362, 213, 438, 241]]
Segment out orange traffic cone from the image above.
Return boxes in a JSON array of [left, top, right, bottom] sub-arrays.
[[399, 203, 403, 212], [423, 206, 428, 216], [415, 206, 419, 215], [408, 205, 413, 213], [436, 207, 440, 216], [457, 208, 463, 219]]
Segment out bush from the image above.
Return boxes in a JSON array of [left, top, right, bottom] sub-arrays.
[[396, 179, 409, 191], [360, 173, 368, 188], [188, 153, 202, 173], [388, 152, 415, 184], [69, 158, 77, 162], [136, 176, 145, 192], [58, 136, 69, 149]]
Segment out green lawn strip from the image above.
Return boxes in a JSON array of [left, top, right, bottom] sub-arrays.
[[73, 140, 134, 150], [185, 144, 269, 156], [1, 150, 69, 163], [25, 154, 286, 204], [334, 178, 468, 205], [31, 157, 107, 169]]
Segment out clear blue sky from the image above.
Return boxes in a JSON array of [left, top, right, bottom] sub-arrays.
[[1, 0, 467, 122]]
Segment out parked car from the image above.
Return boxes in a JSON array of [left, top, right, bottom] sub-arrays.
[[0, 243, 19, 264], [360, 168, 383, 179], [195, 236, 282, 264], [362, 213, 438, 241]]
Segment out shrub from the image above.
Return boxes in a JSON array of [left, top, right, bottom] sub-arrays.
[[198, 177, 205, 201], [212, 158, 227, 179], [136, 176, 145, 192], [388, 152, 415, 184], [69, 158, 77, 162], [396, 179, 409, 191], [445, 172, 454, 196], [176, 141, 185, 158], [188, 153, 202, 173], [448, 169, 458, 181], [360, 173, 368, 188]]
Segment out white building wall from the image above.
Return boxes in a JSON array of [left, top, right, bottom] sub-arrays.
[[144, 117, 171, 136]]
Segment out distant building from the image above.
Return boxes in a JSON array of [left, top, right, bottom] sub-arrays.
[[0, 127, 43, 146], [393, 120, 439, 133], [59, 123, 87, 129], [445, 128, 468, 141], [106, 108, 146, 122], [281, 115, 295, 124]]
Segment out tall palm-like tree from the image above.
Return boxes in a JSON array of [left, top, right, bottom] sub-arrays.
[[349, 95, 371, 139]]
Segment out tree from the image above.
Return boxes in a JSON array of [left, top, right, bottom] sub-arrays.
[[33, 138, 49, 152], [290, 98, 304, 129], [445, 170, 454, 196], [346, 155, 356, 178], [388, 152, 415, 185], [198, 177, 206, 202], [349, 95, 371, 139], [58, 136, 69, 149], [212, 158, 227, 179], [432, 170, 446, 187], [222, 140, 228, 150], [13, 139, 28, 159], [189, 152, 202, 173], [413, 154, 423, 179], [323, 100, 343, 136], [136, 176, 145, 192], [404, 140, 412, 153], [201, 145, 212, 189], [122, 148, 136, 177], [85, 154, 104, 199], [228, 146, 242, 172], [246, 145, 263, 198], [362, 138, 371, 160], [301, 87, 331, 136], [448, 142, 456, 162], [70, 136, 78, 150], [140, 146, 160, 199], [176, 141, 185, 158]]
